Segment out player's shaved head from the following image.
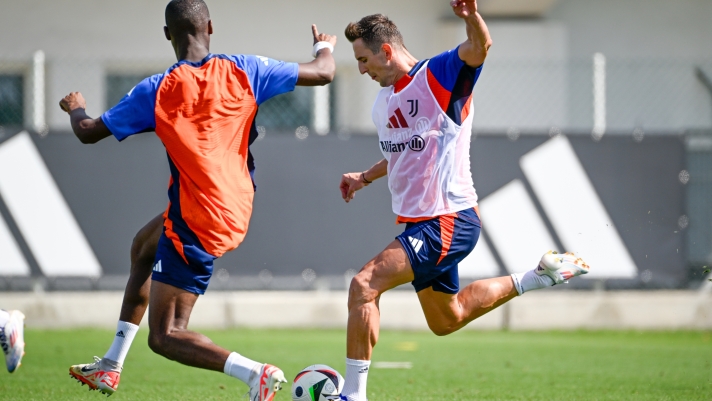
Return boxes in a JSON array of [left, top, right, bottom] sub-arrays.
[[165, 0, 210, 36], [345, 14, 405, 54]]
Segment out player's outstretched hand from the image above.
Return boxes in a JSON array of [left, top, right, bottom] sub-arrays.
[[450, 0, 477, 18], [59, 92, 86, 113], [311, 24, 337, 48], [340, 172, 368, 203]]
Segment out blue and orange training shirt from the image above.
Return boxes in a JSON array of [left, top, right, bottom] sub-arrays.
[[102, 54, 298, 258]]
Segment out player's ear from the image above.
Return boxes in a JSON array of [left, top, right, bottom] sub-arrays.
[[164, 26, 171, 41], [382, 43, 393, 61], [208, 20, 213, 35]]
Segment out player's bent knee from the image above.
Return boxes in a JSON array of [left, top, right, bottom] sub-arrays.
[[425, 315, 463, 336], [429, 324, 457, 337], [147, 331, 163, 355], [348, 274, 379, 308], [147, 331, 172, 356]]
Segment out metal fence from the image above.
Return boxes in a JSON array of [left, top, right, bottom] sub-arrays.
[[1, 53, 711, 137], [0, 53, 711, 290]]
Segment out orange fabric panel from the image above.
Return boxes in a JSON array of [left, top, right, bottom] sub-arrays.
[[154, 58, 256, 257], [461, 93, 473, 122], [393, 73, 413, 94], [396, 215, 430, 224], [396, 212, 457, 225], [426, 69, 450, 113], [437, 214, 456, 265], [163, 213, 188, 264]]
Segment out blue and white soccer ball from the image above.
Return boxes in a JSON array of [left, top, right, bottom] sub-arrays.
[[291, 364, 344, 401]]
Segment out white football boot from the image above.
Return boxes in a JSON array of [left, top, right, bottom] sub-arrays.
[[537, 251, 590, 284], [0, 310, 26, 373], [249, 363, 287, 401]]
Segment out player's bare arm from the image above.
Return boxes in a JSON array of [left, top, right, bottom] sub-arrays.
[[339, 158, 388, 203], [296, 24, 337, 86], [452, 0, 492, 67], [59, 92, 112, 144]]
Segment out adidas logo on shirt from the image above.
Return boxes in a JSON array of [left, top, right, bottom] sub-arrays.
[[256, 56, 269, 66], [408, 236, 423, 254], [386, 108, 409, 129], [153, 260, 162, 273]]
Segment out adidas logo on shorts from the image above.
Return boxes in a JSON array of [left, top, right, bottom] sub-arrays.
[[153, 260, 162, 273], [408, 236, 423, 254]]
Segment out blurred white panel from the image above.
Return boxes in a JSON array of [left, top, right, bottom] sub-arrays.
[[479, 0, 559, 17], [459, 235, 499, 278], [47, 59, 104, 130], [520, 136, 637, 278], [479, 180, 556, 273], [486, 21, 567, 61], [335, 66, 381, 134], [471, 22, 568, 132], [0, 132, 101, 276], [0, 214, 30, 276]]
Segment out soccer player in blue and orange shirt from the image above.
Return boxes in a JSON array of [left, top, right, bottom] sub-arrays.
[[59, 1, 336, 399]]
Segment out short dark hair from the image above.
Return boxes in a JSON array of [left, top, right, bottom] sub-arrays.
[[165, 0, 210, 35], [344, 14, 405, 54]]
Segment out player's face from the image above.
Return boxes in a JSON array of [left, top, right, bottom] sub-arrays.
[[352, 39, 392, 87]]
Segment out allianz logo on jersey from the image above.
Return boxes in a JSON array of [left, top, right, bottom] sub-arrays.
[[381, 112, 430, 153], [0, 132, 102, 277], [380, 136, 425, 153]]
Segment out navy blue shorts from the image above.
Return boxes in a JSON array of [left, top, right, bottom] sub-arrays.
[[396, 208, 481, 294], [151, 232, 217, 295]]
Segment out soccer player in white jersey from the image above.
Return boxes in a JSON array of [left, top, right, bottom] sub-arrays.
[[0, 309, 25, 373], [337, 2, 590, 400]]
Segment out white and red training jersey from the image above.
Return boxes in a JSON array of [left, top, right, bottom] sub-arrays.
[[372, 46, 483, 222]]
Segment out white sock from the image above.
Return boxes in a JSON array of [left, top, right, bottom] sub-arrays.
[[511, 270, 555, 295], [103, 321, 139, 367], [0, 310, 9, 328], [341, 358, 371, 401], [224, 352, 262, 385]]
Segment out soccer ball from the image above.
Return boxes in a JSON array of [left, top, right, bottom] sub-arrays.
[[291, 364, 344, 401]]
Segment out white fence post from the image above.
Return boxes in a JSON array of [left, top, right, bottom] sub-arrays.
[[31, 50, 47, 135], [592, 52, 606, 140], [313, 85, 330, 136]]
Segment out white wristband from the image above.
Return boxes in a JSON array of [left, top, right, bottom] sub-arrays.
[[312, 41, 334, 58]]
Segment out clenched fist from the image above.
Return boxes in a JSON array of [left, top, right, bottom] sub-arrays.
[[59, 92, 86, 113]]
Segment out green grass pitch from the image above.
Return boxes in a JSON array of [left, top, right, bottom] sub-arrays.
[[0, 329, 710, 400]]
